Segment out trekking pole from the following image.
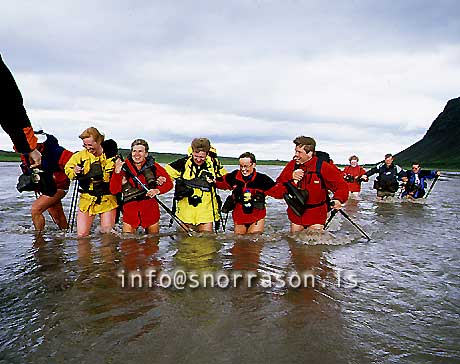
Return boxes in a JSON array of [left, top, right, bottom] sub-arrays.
[[324, 209, 338, 230], [338, 209, 371, 241], [209, 184, 220, 233], [121, 165, 193, 236], [397, 182, 405, 198], [424, 175, 440, 199], [67, 180, 79, 233]]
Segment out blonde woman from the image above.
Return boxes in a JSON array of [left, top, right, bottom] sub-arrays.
[[64, 127, 118, 237]]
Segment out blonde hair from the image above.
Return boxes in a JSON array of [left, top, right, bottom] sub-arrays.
[[79, 127, 104, 144]]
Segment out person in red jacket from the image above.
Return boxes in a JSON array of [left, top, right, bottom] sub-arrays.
[[215, 152, 277, 234], [342, 155, 366, 197], [0, 54, 41, 167], [110, 139, 173, 234], [17, 131, 73, 232], [274, 136, 349, 232]]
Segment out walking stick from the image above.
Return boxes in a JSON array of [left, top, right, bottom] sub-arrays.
[[324, 209, 338, 230], [424, 175, 440, 199], [67, 180, 79, 233], [121, 165, 193, 236], [338, 209, 371, 241]]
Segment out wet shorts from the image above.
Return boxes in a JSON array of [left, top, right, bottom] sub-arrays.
[[122, 199, 160, 229]]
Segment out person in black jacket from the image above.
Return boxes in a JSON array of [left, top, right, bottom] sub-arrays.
[[361, 153, 406, 199], [0, 54, 41, 167]]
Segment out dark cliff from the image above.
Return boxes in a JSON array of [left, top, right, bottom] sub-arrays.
[[395, 97, 460, 169]]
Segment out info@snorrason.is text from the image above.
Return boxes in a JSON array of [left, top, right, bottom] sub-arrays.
[[117, 269, 358, 289]]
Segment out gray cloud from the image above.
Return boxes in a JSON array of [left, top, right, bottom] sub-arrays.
[[1, 1, 459, 163]]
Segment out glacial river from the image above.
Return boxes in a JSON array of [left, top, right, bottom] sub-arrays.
[[0, 162, 459, 364]]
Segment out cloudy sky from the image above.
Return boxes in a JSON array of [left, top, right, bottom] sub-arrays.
[[1, 0, 459, 164]]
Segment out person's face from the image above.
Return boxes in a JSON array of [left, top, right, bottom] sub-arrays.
[[411, 164, 420, 173], [350, 159, 358, 167], [192, 150, 207, 166], [239, 157, 255, 177], [294, 145, 312, 164], [82, 137, 100, 155], [131, 145, 148, 164], [385, 156, 393, 166]]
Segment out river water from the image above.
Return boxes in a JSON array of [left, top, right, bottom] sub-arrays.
[[0, 162, 459, 364]]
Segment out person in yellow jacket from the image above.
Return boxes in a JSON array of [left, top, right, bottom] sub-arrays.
[[64, 127, 118, 237], [165, 138, 227, 233]]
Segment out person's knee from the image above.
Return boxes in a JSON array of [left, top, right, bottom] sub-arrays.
[[31, 204, 44, 217]]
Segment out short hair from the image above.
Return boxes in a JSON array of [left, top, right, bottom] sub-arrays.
[[239, 152, 256, 164], [411, 161, 420, 166], [349, 155, 359, 162], [384, 153, 393, 159], [79, 127, 104, 144], [131, 138, 149, 152], [293, 136, 316, 153], [191, 138, 211, 153]]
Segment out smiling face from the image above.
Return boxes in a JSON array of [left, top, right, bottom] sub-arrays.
[[293, 145, 313, 164], [385, 156, 393, 167], [131, 144, 148, 165], [350, 158, 358, 167], [82, 136, 102, 156], [192, 150, 207, 166], [239, 157, 255, 177]]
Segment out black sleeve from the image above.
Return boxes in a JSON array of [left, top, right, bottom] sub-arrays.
[[168, 156, 188, 174], [0, 55, 34, 152], [365, 166, 379, 177], [258, 173, 276, 191]]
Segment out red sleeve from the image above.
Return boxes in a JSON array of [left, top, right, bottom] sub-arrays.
[[110, 170, 125, 194], [269, 161, 296, 199], [321, 162, 349, 203], [155, 163, 173, 194], [58, 149, 74, 171]]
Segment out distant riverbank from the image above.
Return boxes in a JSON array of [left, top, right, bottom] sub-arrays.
[[0, 149, 287, 166]]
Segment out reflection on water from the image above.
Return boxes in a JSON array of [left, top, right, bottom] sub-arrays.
[[0, 163, 459, 363]]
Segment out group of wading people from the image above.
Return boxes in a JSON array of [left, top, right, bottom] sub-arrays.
[[1, 54, 440, 237]]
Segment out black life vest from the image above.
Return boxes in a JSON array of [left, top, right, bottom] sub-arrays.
[[122, 156, 157, 204]]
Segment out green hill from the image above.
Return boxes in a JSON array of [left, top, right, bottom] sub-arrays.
[[0, 150, 21, 162], [0, 149, 286, 165], [395, 97, 460, 170]]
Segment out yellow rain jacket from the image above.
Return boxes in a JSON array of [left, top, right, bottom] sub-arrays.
[[64, 149, 118, 215], [166, 154, 227, 225]]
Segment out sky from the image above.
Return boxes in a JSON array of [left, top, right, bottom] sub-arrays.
[[1, 0, 459, 164]]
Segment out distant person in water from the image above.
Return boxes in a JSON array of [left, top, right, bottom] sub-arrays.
[[215, 152, 277, 234], [401, 161, 440, 199], [361, 153, 406, 199], [342, 155, 367, 197], [0, 54, 41, 167]]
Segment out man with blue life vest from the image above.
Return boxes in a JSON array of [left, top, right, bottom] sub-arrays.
[[361, 153, 407, 199], [401, 161, 440, 199]]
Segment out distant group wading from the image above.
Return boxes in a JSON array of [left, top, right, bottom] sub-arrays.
[[2, 54, 441, 238]]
